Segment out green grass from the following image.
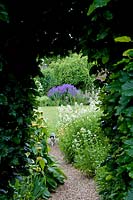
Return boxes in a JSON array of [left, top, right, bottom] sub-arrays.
[[39, 106, 59, 134]]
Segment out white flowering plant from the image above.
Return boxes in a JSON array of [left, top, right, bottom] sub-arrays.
[[57, 100, 110, 176]]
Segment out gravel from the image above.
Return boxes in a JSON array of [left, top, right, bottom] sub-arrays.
[[49, 144, 100, 200]]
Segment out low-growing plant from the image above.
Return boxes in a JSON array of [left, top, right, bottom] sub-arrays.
[[10, 110, 66, 200], [47, 84, 79, 106], [57, 102, 110, 176]]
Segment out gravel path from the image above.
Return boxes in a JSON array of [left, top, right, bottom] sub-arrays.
[[49, 144, 100, 200]]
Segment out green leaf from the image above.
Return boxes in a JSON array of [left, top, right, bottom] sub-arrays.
[[124, 139, 133, 146], [114, 36, 131, 43], [17, 117, 23, 125], [126, 188, 133, 200], [42, 187, 51, 198], [122, 80, 133, 96], [39, 159, 45, 170], [0, 4, 9, 22], [87, 0, 111, 16], [0, 94, 7, 105], [96, 30, 109, 40], [103, 10, 113, 20], [129, 171, 133, 179], [126, 149, 133, 157], [123, 49, 133, 58], [102, 55, 109, 64], [12, 137, 21, 144], [46, 177, 57, 190]]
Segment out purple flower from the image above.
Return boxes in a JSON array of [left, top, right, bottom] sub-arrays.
[[47, 84, 79, 97]]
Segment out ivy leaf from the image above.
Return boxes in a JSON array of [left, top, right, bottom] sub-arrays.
[[87, 0, 111, 16], [122, 80, 133, 96]]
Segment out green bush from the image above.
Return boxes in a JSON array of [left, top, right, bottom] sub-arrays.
[[40, 53, 94, 94], [57, 103, 109, 176], [40, 68, 58, 94], [96, 50, 133, 200], [36, 96, 55, 107]]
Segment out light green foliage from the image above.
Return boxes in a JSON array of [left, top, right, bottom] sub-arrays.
[[36, 96, 55, 107], [57, 101, 109, 176]]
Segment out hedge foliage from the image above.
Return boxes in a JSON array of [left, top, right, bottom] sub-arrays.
[[40, 53, 94, 94]]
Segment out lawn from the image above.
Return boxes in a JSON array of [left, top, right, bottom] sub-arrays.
[[39, 106, 59, 134]]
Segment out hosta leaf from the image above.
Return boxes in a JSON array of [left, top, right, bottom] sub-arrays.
[[122, 80, 133, 96], [87, 0, 111, 16]]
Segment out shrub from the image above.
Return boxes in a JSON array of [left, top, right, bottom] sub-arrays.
[[40, 53, 95, 94], [95, 50, 133, 200], [39, 68, 58, 94], [57, 102, 110, 176], [36, 96, 55, 107]]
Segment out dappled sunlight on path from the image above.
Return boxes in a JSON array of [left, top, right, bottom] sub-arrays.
[[49, 144, 100, 200]]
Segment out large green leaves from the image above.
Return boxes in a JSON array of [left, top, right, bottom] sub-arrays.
[[87, 0, 111, 16], [122, 80, 133, 96]]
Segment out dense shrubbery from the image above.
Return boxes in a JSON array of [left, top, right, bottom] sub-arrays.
[[40, 53, 94, 94], [95, 50, 133, 200], [57, 102, 110, 177]]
